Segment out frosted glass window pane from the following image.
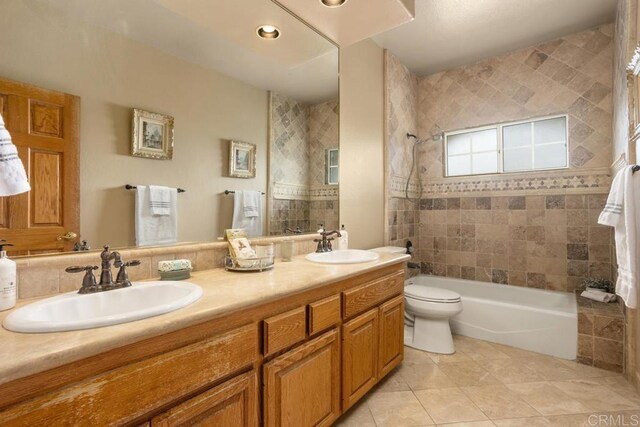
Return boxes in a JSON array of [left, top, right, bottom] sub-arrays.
[[471, 129, 498, 152], [534, 143, 567, 169], [448, 155, 471, 176], [472, 152, 498, 174], [503, 123, 531, 149], [329, 167, 339, 184], [329, 149, 338, 166], [504, 147, 532, 171], [535, 117, 566, 144], [447, 134, 471, 155]]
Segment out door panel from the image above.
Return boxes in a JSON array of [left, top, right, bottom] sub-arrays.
[[0, 77, 79, 254], [342, 308, 378, 410], [263, 329, 340, 427], [378, 295, 404, 378]]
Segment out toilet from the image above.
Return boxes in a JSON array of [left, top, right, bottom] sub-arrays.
[[404, 284, 463, 354]]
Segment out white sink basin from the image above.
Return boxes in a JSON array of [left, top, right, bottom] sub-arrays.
[[305, 249, 380, 264], [3, 281, 203, 333]]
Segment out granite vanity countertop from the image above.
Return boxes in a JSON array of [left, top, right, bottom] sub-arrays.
[[0, 252, 409, 386]]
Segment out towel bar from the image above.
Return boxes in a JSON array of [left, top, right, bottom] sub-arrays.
[[224, 190, 265, 195], [125, 184, 185, 193]]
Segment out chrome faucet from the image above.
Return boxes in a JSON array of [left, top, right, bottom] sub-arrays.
[[314, 225, 342, 253], [65, 245, 141, 294]]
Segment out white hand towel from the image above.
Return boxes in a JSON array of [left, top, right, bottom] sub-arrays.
[[232, 190, 263, 237], [149, 185, 172, 216], [243, 190, 261, 218], [0, 114, 30, 196], [581, 290, 616, 303], [135, 185, 178, 246], [598, 165, 640, 308]]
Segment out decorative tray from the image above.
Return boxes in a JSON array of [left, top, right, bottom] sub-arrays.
[[224, 255, 274, 272]]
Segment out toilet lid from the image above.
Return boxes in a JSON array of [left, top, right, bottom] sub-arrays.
[[405, 285, 461, 303]]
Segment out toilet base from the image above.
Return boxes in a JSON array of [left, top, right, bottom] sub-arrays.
[[405, 316, 455, 354]]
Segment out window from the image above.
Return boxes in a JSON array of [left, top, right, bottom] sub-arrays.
[[326, 148, 339, 185], [444, 115, 568, 177]]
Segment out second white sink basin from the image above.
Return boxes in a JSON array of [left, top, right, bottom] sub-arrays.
[[306, 249, 380, 264], [3, 281, 203, 333]]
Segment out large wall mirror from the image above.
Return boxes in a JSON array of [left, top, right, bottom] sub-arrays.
[[0, 0, 338, 255]]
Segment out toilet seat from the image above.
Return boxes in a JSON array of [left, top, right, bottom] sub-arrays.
[[405, 285, 461, 303]]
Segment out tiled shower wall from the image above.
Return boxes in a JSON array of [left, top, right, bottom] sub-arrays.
[[417, 194, 613, 292], [269, 94, 339, 234]]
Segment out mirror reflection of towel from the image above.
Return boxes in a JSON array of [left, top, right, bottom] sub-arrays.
[[135, 185, 178, 246], [232, 190, 262, 236]]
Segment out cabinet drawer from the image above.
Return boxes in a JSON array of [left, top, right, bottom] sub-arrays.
[[263, 306, 307, 356], [308, 294, 341, 336], [343, 270, 404, 319], [0, 324, 258, 426]]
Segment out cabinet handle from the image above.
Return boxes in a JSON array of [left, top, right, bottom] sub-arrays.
[[57, 231, 77, 241]]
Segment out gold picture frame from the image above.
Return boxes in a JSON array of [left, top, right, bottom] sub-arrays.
[[131, 108, 174, 160], [229, 140, 256, 178]]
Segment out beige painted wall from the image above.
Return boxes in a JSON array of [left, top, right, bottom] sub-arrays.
[[339, 39, 385, 249], [0, 1, 268, 248]]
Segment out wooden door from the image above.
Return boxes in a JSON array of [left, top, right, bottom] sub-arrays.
[[0, 77, 79, 255], [151, 370, 258, 427], [378, 295, 404, 378], [263, 329, 340, 427], [342, 308, 378, 410]]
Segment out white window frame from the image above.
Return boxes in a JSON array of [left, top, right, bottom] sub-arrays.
[[444, 114, 569, 177], [326, 148, 339, 185]]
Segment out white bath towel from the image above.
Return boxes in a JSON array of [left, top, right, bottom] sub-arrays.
[[232, 190, 262, 237], [580, 289, 617, 303], [0, 114, 30, 196], [135, 185, 178, 246], [598, 165, 640, 308], [148, 185, 172, 216]]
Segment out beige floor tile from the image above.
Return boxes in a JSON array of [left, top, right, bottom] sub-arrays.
[[438, 361, 502, 387], [428, 350, 473, 364], [367, 391, 435, 426], [554, 358, 619, 378], [544, 413, 595, 427], [486, 342, 542, 358], [505, 382, 590, 415], [399, 362, 456, 390], [334, 398, 376, 426], [436, 421, 496, 427], [493, 417, 552, 426], [520, 356, 593, 381], [461, 384, 540, 419], [415, 387, 488, 424], [551, 379, 640, 412], [375, 367, 412, 392], [454, 337, 510, 361], [475, 358, 544, 384], [405, 346, 438, 365]]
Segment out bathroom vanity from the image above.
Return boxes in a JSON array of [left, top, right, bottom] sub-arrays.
[[0, 254, 408, 426]]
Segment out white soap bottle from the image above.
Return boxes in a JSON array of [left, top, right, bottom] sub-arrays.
[[0, 243, 16, 311], [338, 225, 349, 250]]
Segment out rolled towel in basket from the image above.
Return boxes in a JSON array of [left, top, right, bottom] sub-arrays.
[[581, 289, 617, 303]]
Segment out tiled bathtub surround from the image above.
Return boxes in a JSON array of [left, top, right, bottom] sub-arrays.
[[577, 292, 625, 372], [418, 194, 613, 293], [388, 197, 419, 250]]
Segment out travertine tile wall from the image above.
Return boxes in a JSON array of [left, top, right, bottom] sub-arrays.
[[418, 194, 613, 292], [418, 24, 614, 179], [269, 93, 339, 234]]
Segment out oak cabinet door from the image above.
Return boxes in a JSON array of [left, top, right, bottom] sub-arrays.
[[378, 294, 405, 378], [263, 329, 341, 427], [151, 370, 258, 427], [341, 308, 378, 410]]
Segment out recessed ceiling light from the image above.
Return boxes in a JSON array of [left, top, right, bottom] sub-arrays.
[[320, 0, 347, 7], [256, 25, 280, 40]]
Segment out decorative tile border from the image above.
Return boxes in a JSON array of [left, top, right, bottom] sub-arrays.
[[390, 174, 421, 199], [272, 182, 338, 201]]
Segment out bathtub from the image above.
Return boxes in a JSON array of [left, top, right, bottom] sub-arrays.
[[406, 275, 577, 360]]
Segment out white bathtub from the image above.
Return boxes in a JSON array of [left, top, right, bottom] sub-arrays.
[[406, 275, 577, 359]]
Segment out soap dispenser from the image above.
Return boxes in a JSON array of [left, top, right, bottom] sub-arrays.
[[337, 224, 349, 250], [0, 241, 16, 311]]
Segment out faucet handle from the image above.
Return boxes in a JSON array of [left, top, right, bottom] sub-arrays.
[[65, 266, 99, 294], [65, 265, 98, 274], [125, 260, 141, 267]]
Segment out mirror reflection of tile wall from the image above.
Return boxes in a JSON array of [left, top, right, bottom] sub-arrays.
[[269, 93, 339, 235]]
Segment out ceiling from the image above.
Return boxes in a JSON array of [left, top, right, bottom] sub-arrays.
[[37, 0, 338, 103], [373, 0, 618, 76]]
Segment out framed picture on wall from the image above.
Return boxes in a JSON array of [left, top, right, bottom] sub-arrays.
[[229, 140, 256, 178], [131, 108, 174, 160]]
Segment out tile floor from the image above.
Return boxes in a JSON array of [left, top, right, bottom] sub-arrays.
[[335, 335, 640, 426]]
